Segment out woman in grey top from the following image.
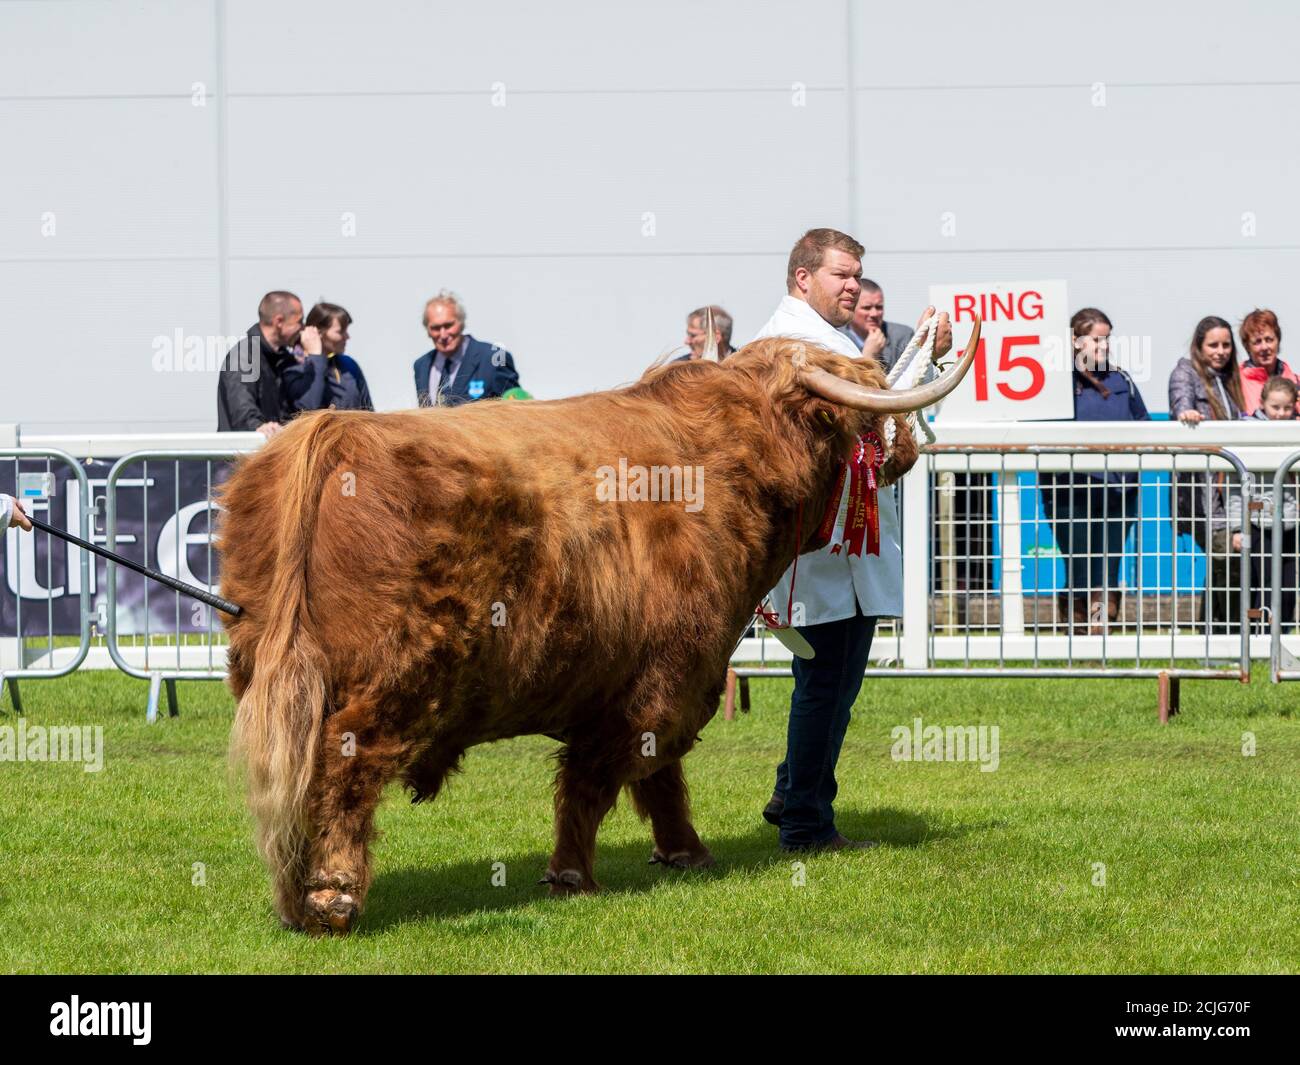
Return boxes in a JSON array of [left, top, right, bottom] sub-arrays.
[[1168, 316, 1244, 423], [1167, 316, 1248, 632]]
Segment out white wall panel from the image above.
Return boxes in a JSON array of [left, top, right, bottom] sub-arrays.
[[224, 89, 848, 257], [2, 0, 1297, 433], [850, 0, 1300, 87], [225, 0, 845, 94], [0, 260, 223, 432], [0, 0, 214, 97], [0, 99, 219, 257]]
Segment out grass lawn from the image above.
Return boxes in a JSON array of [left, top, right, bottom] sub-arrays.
[[1, 666, 1296, 974]]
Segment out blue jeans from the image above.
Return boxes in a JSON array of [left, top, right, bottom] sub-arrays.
[[773, 609, 877, 848]]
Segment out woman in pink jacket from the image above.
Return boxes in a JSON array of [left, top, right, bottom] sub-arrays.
[[1238, 308, 1298, 416]]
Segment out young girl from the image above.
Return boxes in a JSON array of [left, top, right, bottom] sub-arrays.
[[1232, 376, 1299, 631]]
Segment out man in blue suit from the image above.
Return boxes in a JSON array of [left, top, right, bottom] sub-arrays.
[[413, 291, 521, 407]]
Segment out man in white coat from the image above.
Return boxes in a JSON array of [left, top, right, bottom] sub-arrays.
[[0, 494, 33, 534], [753, 227, 949, 851]]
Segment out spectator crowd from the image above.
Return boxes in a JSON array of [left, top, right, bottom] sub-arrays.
[[215, 282, 1297, 634], [215, 283, 1298, 435]]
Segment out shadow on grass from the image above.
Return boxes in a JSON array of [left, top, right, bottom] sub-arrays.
[[362, 806, 1002, 934]]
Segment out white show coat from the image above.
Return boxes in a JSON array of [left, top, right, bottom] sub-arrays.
[[752, 295, 904, 624]]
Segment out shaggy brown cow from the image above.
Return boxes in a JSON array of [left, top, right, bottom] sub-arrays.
[[218, 322, 978, 934]]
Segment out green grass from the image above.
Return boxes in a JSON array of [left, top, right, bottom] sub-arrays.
[[1, 666, 1296, 973]]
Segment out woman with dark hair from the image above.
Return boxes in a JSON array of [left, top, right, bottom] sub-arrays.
[[282, 301, 374, 413], [1040, 307, 1150, 631], [1168, 316, 1244, 424], [1168, 316, 1246, 631], [1238, 308, 1297, 416]]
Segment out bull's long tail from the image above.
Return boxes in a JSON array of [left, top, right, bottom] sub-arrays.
[[230, 414, 344, 923]]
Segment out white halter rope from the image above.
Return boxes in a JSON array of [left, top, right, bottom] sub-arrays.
[[881, 313, 940, 448]]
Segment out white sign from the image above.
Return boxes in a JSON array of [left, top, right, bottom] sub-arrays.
[[928, 280, 1072, 421]]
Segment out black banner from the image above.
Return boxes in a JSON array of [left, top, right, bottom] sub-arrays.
[[1, 457, 232, 637]]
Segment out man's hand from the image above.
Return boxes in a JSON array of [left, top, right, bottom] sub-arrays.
[[300, 326, 323, 356], [1232, 531, 1243, 552], [256, 421, 283, 438], [9, 499, 32, 532], [915, 305, 953, 363], [862, 326, 886, 360]]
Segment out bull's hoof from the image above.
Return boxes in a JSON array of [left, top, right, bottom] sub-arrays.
[[538, 868, 598, 896], [303, 888, 359, 936], [649, 846, 716, 870]]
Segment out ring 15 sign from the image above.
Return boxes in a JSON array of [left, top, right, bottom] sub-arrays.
[[928, 280, 1072, 421]]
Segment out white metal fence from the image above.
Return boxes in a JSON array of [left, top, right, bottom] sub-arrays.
[[0, 448, 92, 713], [104, 450, 241, 722], [1269, 448, 1300, 684], [2, 425, 1298, 721]]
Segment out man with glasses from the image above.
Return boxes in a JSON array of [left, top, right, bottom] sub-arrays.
[[413, 290, 521, 407]]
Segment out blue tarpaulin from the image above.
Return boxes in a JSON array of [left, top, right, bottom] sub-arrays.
[[990, 472, 1206, 594]]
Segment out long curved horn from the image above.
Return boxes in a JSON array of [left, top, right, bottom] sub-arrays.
[[798, 315, 981, 413], [702, 306, 720, 362]]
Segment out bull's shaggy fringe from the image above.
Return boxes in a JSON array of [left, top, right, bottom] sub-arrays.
[[218, 338, 916, 932]]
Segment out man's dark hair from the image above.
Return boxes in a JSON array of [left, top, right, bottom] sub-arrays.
[[786, 228, 864, 291], [306, 301, 353, 333], [258, 290, 301, 325], [858, 278, 882, 294]]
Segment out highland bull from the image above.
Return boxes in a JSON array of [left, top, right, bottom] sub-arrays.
[[218, 321, 978, 934]]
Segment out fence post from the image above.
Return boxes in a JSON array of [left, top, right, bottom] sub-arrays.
[[0, 448, 93, 698], [1270, 449, 1300, 683], [105, 450, 245, 718], [0, 674, 22, 714], [902, 457, 930, 669]]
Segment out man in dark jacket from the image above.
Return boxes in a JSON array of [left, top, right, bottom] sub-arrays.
[[413, 291, 520, 407], [216, 291, 308, 435], [840, 280, 914, 375]]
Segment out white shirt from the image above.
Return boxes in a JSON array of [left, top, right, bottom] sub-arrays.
[[753, 295, 904, 624], [0, 493, 15, 535], [433, 337, 468, 394]]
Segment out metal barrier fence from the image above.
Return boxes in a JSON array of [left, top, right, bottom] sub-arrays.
[[727, 444, 1262, 722], [105, 450, 241, 722], [0, 448, 92, 712], [4, 438, 1297, 722], [1270, 448, 1300, 683]]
